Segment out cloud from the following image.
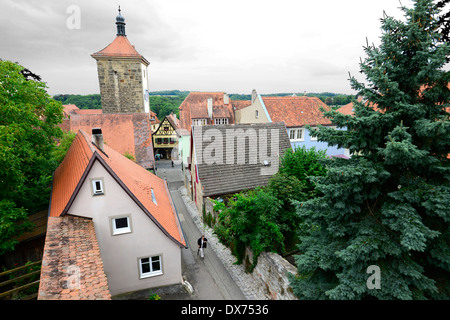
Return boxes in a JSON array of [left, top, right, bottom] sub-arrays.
[[1, 0, 419, 95]]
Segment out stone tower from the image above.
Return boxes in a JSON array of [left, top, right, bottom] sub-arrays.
[[91, 7, 150, 114]]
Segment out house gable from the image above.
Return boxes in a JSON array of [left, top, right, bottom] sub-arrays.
[[63, 151, 186, 248]]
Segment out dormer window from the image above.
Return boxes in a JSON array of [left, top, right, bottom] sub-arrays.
[[214, 118, 228, 125], [91, 178, 104, 196]]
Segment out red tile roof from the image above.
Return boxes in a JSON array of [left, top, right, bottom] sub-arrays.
[[336, 101, 355, 116], [63, 104, 79, 117], [91, 36, 149, 65], [38, 216, 111, 300], [262, 96, 332, 127], [178, 92, 249, 132], [69, 113, 154, 169], [335, 97, 382, 116], [49, 129, 186, 248]]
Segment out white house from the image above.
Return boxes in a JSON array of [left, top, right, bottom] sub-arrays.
[[43, 129, 186, 297]]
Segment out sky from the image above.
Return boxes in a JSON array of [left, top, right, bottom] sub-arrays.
[[1, 0, 431, 96]]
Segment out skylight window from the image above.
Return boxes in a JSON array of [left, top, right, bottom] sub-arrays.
[[151, 188, 157, 205]]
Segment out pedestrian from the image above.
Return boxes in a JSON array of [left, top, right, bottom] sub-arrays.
[[197, 235, 207, 258], [171, 160, 174, 167]]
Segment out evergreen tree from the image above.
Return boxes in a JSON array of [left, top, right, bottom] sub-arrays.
[[289, 0, 450, 299]]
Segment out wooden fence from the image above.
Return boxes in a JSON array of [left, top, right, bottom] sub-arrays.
[[0, 260, 41, 300]]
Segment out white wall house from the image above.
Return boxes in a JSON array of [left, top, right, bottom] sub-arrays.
[[47, 129, 186, 296]]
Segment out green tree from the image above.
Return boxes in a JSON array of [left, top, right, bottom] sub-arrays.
[[279, 146, 328, 198], [214, 189, 284, 270], [51, 130, 76, 165], [0, 60, 63, 254], [289, 0, 450, 299]]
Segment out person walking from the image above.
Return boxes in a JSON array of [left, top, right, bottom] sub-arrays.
[[197, 235, 207, 258]]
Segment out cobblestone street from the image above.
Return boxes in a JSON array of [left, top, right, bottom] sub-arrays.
[[155, 160, 266, 300]]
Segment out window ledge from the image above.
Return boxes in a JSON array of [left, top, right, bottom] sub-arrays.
[[140, 271, 163, 279]]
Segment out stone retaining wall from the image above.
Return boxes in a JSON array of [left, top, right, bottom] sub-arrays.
[[244, 248, 298, 300]]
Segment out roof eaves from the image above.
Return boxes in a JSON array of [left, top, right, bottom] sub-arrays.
[[60, 152, 98, 216]]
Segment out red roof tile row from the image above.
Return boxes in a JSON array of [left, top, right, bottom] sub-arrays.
[[178, 92, 250, 132], [38, 216, 111, 300], [262, 96, 333, 127]]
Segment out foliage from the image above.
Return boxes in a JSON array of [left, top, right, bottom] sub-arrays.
[[123, 151, 135, 162], [214, 189, 284, 271], [53, 94, 102, 109], [148, 292, 161, 300], [229, 93, 354, 106], [213, 147, 328, 271], [150, 94, 186, 120], [289, 0, 450, 300], [278, 146, 328, 198], [0, 60, 63, 254], [0, 200, 32, 256], [51, 131, 76, 165]]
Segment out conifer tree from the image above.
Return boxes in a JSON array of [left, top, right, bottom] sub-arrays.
[[289, 0, 449, 299]]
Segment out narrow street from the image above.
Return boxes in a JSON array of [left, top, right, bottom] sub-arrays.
[[155, 160, 246, 300]]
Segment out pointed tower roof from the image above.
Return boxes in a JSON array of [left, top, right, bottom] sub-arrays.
[[91, 7, 149, 65]]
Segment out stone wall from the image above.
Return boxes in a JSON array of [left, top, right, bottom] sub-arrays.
[[96, 59, 144, 114], [244, 248, 298, 300]]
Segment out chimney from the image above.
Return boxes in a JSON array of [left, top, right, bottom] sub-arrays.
[[251, 89, 257, 103], [207, 98, 213, 119], [92, 128, 104, 151], [224, 93, 229, 105]]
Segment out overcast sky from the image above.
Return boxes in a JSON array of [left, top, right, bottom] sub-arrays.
[[2, 0, 426, 96]]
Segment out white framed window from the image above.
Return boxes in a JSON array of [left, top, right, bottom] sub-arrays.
[[310, 127, 318, 141], [139, 255, 163, 278], [255, 110, 259, 118], [192, 118, 207, 126], [111, 215, 132, 235], [91, 178, 104, 196], [214, 118, 228, 125], [289, 128, 305, 141]]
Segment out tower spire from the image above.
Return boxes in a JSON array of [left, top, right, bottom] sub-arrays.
[[116, 6, 126, 36]]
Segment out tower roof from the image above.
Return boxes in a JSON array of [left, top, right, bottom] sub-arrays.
[[91, 7, 149, 65]]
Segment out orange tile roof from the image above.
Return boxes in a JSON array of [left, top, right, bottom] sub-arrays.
[[49, 129, 186, 247], [50, 132, 95, 217], [178, 92, 248, 132], [91, 36, 149, 65], [63, 104, 79, 118], [69, 113, 154, 169], [336, 101, 355, 116], [262, 96, 332, 127], [38, 216, 111, 300], [335, 97, 382, 116]]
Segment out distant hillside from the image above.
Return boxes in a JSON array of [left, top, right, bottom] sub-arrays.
[[229, 92, 355, 106], [53, 90, 355, 120], [53, 94, 102, 109]]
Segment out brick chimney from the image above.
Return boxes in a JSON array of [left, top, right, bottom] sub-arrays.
[[207, 98, 213, 119], [92, 128, 104, 151]]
